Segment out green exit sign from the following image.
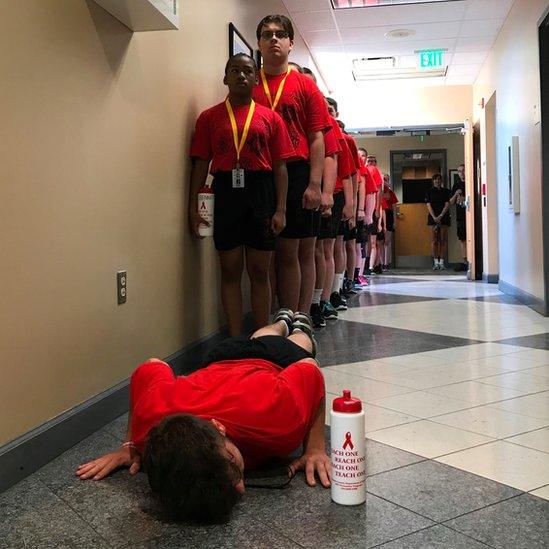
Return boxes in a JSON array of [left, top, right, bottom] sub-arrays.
[[418, 49, 444, 69]]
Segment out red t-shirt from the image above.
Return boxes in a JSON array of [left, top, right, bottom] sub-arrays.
[[343, 134, 361, 174], [252, 70, 331, 161], [130, 359, 325, 468], [190, 101, 295, 174], [381, 188, 398, 210], [324, 123, 341, 157], [363, 163, 383, 194]]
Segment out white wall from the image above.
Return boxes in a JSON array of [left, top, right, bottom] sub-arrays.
[[473, 0, 547, 300]]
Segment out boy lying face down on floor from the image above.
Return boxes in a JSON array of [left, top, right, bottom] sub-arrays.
[[76, 312, 331, 524]]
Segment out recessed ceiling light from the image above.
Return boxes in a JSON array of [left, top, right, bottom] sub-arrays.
[[332, 0, 463, 8], [385, 29, 415, 39]]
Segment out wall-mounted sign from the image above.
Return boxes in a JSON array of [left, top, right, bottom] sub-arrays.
[[418, 49, 444, 69]]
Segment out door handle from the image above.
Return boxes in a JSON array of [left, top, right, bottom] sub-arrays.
[[464, 195, 471, 211]]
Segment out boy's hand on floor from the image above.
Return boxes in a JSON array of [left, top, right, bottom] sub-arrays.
[[76, 445, 140, 481], [288, 449, 331, 488]]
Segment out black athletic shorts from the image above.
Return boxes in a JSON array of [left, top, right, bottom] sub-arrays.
[[203, 335, 313, 368], [385, 209, 395, 232], [376, 231, 385, 242], [279, 161, 321, 239], [428, 213, 451, 226], [355, 220, 367, 244], [367, 212, 380, 236], [343, 222, 357, 242], [456, 221, 466, 241], [318, 191, 344, 240], [212, 171, 276, 251]]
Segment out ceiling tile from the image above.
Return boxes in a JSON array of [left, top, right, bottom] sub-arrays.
[[335, 1, 468, 28], [451, 51, 489, 64], [282, 0, 333, 13], [459, 18, 503, 38], [291, 10, 336, 32], [454, 35, 495, 51], [302, 29, 343, 47], [446, 63, 483, 76], [463, 0, 515, 20], [345, 38, 456, 57], [342, 21, 462, 44]]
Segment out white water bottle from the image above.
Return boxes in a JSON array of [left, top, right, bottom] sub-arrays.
[[197, 186, 214, 237], [330, 389, 366, 505]]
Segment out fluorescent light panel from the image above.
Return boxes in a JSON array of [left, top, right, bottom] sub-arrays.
[[332, 0, 462, 8]]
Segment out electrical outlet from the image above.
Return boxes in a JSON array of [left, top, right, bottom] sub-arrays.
[[117, 270, 127, 305]]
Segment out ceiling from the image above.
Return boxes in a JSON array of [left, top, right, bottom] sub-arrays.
[[281, 0, 515, 92]]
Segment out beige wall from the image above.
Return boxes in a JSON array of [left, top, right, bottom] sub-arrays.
[[0, 0, 312, 446], [355, 133, 465, 263], [473, 0, 547, 298], [340, 85, 472, 130]]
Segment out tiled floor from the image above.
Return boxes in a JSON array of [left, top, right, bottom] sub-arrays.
[[2, 272, 549, 548]]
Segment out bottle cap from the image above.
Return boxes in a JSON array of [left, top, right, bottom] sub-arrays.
[[332, 390, 362, 413]]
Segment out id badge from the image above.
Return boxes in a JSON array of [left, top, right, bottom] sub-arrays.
[[232, 168, 245, 188]]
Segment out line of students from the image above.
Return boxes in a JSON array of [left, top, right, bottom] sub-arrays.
[[188, 14, 391, 334]]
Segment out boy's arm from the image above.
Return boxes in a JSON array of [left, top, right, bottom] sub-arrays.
[[303, 131, 325, 209], [271, 160, 288, 235]]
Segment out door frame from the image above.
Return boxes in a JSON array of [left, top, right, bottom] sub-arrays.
[[463, 118, 476, 280], [540, 8, 549, 315]]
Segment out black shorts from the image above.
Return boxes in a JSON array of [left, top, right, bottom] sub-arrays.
[[343, 222, 357, 242], [355, 220, 367, 244], [279, 161, 320, 239], [428, 213, 451, 226], [318, 192, 344, 240], [456, 221, 466, 241], [203, 335, 313, 368], [367, 212, 380, 236], [385, 209, 395, 232], [376, 231, 385, 242], [212, 171, 276, 251]]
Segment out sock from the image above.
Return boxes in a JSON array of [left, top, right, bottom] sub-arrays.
[[434, 259, 439, 266], [332, 273, 344, 294], [440, 259, 445, 267], [312, 289, 322, 306]]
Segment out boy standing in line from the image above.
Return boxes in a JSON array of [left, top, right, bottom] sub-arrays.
[[253, 15, 330, 314]]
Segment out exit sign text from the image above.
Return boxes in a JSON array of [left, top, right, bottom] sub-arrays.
[[418, 49, 444, 69]]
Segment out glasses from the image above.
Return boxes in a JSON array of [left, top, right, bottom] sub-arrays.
[[260, 30, 289, 40]]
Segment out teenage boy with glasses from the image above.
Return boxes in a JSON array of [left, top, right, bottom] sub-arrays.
[[254, 15, 331, 315]]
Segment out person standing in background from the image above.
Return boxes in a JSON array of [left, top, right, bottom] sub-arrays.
[[380, 174, 398, 271], [426, 173, 451, 271], [450, 163, 468, 271]]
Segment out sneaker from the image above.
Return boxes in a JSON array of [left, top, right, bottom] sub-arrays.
[[357, 275, 369, 286], [338, 291, 348, 307], [368, 268, 376, 276], [309, 303, 326, 328], [344, 278, 357, 295], [321, 300, 338, 319], [439, 261, 446, 270], [330, 291, 347, 311], [273, 308, 294, 335], [374, 264, 383, 275], [432, 263, 440, 271], [292, 318, 317, 357]]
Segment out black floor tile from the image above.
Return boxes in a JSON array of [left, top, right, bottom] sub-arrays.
[[377, 524, 489, 548], [244, 484, 434, 549], [0, 477, 110, 549], [366, 460, 521, 522], [444, 493, 549, 549], [496, 332, 549, 351], [347, 292, 442, 308], [316, 320, 479, 366], [365, 439, 426, 477], [460, 295, 524, 305]]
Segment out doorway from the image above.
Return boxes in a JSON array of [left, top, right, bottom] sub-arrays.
[[472, 122, 484, 280], [391, 149, 447, 268], [540, 10, 549, 314]]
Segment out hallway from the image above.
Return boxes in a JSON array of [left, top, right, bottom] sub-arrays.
[[2, 273, 547, 548]]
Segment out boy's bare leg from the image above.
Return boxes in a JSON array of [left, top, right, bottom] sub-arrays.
[[288, 330, 313, 354], [251, 320, 288, 339]]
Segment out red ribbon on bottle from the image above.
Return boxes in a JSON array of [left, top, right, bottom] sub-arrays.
[[342, 431, 354, 450]]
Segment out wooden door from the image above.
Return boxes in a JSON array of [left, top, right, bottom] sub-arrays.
[[395, 204, 432, 259]]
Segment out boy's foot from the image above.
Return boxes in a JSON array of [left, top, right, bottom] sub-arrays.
[[357, 275, 369, 286], [273, 308, 294, 336], [374, 264, 383, 275], [292, 317, 317, 357], [309, 304, 326, 329], [321, 300, 338, 319], [344, 278, 358, 295], [330, 291, 347, 311]]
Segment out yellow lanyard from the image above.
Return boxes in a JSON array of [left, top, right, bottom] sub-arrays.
[[260, 67, 290, 111], [225, 98, 256, 168]]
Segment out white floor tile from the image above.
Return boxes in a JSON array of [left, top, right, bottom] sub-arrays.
[[529, 484, 549, 500], [431, 405, 548, 439], [371, 391, 473, 418], [378, 353, 447, 368], [464, 354, 549, 373], [477, 372, 549, 392], [489, 392, 549, 420], [506, 427, 549, 453], [326, 361, 414, 385], [426, 381, 526, 405], [507, 348, 549, 363], [321, 369, 413, 402], [426, 343, 522, 361], [367, 420, 493, 459], [436, 441, 549, 492], [521, 365, 549, 378]]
